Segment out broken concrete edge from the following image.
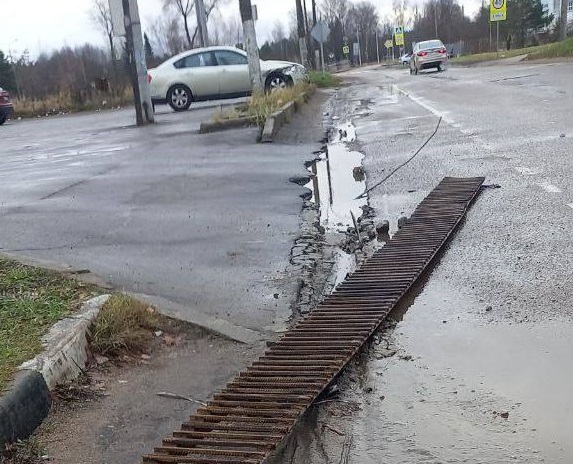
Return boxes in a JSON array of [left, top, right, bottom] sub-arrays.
[[129, 292, 268, 346], [260, 89, 315, 143], [0, 294, 110, 451], [199, 116, 257, 134]]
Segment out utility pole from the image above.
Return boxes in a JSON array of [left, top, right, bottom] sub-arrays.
[[434, 2, 438, 37], [195, 0, 209, 47], [239, 0, 263, 93], [122, 0, 154, 125], [312, 0, 317, 25], [357, 29, 362, 66], [295, 0, 309, 67], [375, 29, 380, 64], [560, 0, 569, 41]]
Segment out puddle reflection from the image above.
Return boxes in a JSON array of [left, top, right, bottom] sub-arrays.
[[306, 123, 366, 232]]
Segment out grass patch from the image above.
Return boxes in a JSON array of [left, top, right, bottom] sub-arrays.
[[309, 71, 343, 88], [0, 258, 96, 392], [247, 83, 314, 127], [2, 438, 45, 464], [526, 37, 573, 60], [451, 38, 573, 65], [90, 294, 159, 356]]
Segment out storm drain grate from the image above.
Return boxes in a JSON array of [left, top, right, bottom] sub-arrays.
[[142, 176, 485, 464]]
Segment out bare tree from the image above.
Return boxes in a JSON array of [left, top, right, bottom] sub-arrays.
[[91, 0, 116, 62], [163, 0, 195, 46], [149, 11, 187, 56]]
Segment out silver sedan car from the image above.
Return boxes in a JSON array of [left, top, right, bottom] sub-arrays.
[[409, 40, 447, 75], [148, 46, 309, 111]]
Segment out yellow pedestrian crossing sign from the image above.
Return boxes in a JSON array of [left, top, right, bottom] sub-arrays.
[[490, 0, 507, 21], [394, 26, 404, 46]]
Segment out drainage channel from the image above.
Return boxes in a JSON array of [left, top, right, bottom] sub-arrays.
[[142, 176, 485, 464]]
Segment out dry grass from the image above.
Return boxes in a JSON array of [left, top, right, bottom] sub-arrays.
[[247, 83, 313, 127], [89, 294, 159, 356], [13, 87, 133, 119]]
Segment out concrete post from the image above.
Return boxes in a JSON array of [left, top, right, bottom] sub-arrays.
[[239, 0, 263, 93], [123, 0, 154, 125]]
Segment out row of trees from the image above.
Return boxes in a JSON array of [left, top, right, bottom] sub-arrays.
[[0, 0, 567, 100], [260, 0, 559, 66]]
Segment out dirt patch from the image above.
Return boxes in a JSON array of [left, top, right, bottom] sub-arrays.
[[26, 319, 260, 464]]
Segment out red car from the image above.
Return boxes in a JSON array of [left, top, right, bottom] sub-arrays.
[[0, 87, 14, 125]]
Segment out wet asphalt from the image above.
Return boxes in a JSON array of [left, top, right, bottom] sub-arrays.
[[0, 100, 317, 335], [281, 61, 573, 464]]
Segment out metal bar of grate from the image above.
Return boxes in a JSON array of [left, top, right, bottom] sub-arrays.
[[142, 176, 484, 464]]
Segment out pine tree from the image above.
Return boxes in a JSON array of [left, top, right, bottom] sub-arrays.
[[0, 50, 16, 93]]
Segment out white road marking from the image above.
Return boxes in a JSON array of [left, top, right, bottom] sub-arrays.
[[394, 85, 455, 124], [567, 204, 573, 210], [538, 183, 562, 194]]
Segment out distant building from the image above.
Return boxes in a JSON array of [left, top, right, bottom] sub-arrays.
[[544, 0, 573, 25]]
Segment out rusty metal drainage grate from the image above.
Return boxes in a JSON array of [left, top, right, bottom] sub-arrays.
[[143, 176, 485, 464]]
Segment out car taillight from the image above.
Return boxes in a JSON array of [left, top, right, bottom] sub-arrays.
[[438, 48, 447, 54], [147, 74, 152, 84], [417, 51, 428, 57]]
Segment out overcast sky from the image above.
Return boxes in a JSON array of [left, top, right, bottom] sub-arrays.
[[0, 0, 482, 58]]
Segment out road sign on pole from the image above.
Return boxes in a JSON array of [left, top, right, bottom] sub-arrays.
[[311, 21, 331, 43], [311, 22, 330, 73], [394, 26, 405, 46], [490, 0, 507, 21], [384, 39, 393, 49]]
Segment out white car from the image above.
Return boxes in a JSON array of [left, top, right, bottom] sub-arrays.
[[399, 53, 412, 65], [148, 46, 309, 111]]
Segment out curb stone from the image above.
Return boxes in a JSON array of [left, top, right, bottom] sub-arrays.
[[199, 117, 256, 134], [260, 90, 314, 143], [130, 293, 267, 345], [0, 294, 110, 450]]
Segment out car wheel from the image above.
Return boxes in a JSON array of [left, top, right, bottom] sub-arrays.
[[0, 116, 6, 126], [167, 84, 193, 112], [266, 73, 289, 93]]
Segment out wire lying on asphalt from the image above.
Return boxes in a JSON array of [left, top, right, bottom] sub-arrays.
[[355, 116, 443, 200]]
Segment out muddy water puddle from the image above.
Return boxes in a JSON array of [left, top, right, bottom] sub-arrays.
[[306, 122, 365, 233], [346, 280, 573, 464]]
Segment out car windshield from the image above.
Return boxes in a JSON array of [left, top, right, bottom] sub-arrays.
[[419, 40, 443, 50]]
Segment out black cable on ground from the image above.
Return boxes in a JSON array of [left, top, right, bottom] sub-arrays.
[[356, 116, 443, 200]]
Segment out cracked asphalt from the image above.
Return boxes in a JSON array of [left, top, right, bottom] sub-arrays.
[[0, 100, 323, 336]]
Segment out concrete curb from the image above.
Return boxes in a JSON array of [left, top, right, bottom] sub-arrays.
[[199, 117, 256, 134], [0, 294, 110, 449], [260, 90, 313, 143], [130, 293, 267, 345]]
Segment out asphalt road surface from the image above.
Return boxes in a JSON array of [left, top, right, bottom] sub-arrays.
[[281, 61, 573, 464], [0, 100, 317, 336]]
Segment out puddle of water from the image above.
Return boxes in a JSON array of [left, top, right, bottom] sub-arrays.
[[306, 123, 365, 233], [348, 280, 573, 463]]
